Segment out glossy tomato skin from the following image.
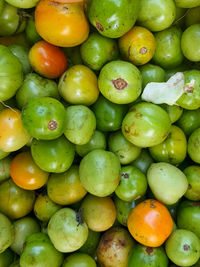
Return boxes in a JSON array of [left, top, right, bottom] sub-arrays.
[[35, 0, 89, 47], [0, 179, 35, 219], [127, 199, 173, 247], [21, 97, 66, 140], [29, 41, 67, 79], [0, 108, 30, 152], [10, 151, 49, 190]]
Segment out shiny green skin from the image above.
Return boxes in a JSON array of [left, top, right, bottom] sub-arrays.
[[0, 2, 26, 36], [16, 73, 60, 109], [165, 229, 200, 266], [177, 200, 200, 238], [139, 63, 165, 89], [177, 109, 200, 136], [114, 195, 145, 226], [79, 149, 121, 197], [0, 248, 14, 267], [131, 149, 154, 174], [34, 194, 61, 222], [79, 229, 101, 256], [137, 0, 176, 32], [175, 0, 200, 8], [92, 95, 128, 132], [149, 125, 187, 165], [108, 130, 141, 165], [161, 104, 183, 124], [25, 18, 42, 45], [0, 213, 14, 253], [31, 136, 75, 173], [5, 0, 39, 8], [62, 47, 83, 68], [153, 26, 184, 69], [188, 128, 200, 164], [62, 253, 97, 267], [21, 97, 66, 140], [128, 244, 169, 267], [47, 165, 86, 205], [177, 70, 200, 110], [147, 162, 188, 205], [76, 130, 106, 157], [184, 166, 200, 201], [98, 60, 142, 104], [122, 102, 171, 148], [0, 45, 23, 101], [115, 166, 147, 202], [88, 0, 140, 38], [64, 105, 96, 145], [181, 24, 200, 62], [48, 208, 88, 253], [0, 179, 35, 219], [11, 217, 40, 255], [0, 155, 12, 183], [20, 233, 64, 267], [185, 7, 200, 27], [8, 45, 31, 74], [80, 33, 119, 71]]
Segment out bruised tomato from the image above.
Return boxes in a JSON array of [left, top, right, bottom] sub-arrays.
[[35, 0, 89, 47], [29, 41, 67, 79], [10, 151, 49, 190], [127, 199, 173, 247]]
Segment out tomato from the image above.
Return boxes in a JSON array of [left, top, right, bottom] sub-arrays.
[[25, 17, 42, 45], [10, 217, 40, 255], [5, 0, 39, 8], [0, 108, 30, 152], [0, 155, 12, 183], [10, 151, 49, 190], [58, 65, 99, 106], [184, 166, 200, 201], [119, 26, 156, 66], [35, 0, 89, 47], [160, 104, 183, 124], [127, 199, 173, 247], [62, 253, 96, 267], [131, 149, 154, 174], [0, 45, 23, 101], [0, 248, 14, 267], [188, 128, 200, 164], [29, 41, 67, 79], [81, 195, 116, 232], [51, 0, 84, 2], [0, 213, 14, 253], [177, 109, 200, 136], [79, 229, 101, 256], [0, 179, 35, 219], [21, 97, 66, 140]]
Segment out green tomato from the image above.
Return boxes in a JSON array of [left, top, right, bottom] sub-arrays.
[[20, 233, 64, 267], [131, 149, 154, 174], [5, 0, 39, 8], [0, 45, 23, 101], [165, 229, 200, 266], [188, 128, 200, 164], [21, 97, 66, 140], [25, 17, 42, 45], [64, 105, 96, 145], [185, 7, 200, 27], [62, 46, 83, 68], [176, 109, 200, 136], [175, 0, 200, 8], [79, 229, 101, 256], [48, 208, 88, 253], [31, 136, 75, 173], [0, 155, 12, 183], [160, 104, 183, 123], [184, 165, 200, 201], [0, 213, 14, 253], [98, 60, 142, 104], [122, 102, 171, 147], [115, 165, 147, 202], [62, 253, 97, 267], [0, 248, 14, 267], [11, 217, 40, 255], [92, 95, 128, 132]]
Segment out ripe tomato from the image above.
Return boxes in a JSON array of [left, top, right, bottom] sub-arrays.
[[127, 199, 173, 247], [29, 41, 67, 79], [0, 108, 30, 152], [10, 151, 49, 190], [35, 0, 89, 47]]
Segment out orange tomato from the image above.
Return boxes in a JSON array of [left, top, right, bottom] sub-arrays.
[[35, 0, 89, 47], [127, 199, 173, 247], [10, 151, 49, 190], [29, 40, 67, 79], [0, 108, 30, 152], [119, 26, 156, 65]]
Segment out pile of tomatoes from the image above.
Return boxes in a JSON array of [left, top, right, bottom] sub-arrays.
[[0, 0, 200, 266]]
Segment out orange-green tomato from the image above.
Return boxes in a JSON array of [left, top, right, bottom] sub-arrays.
[[80, 194, 116, 232], [149, 125, 187, 165], [10, 151, 49, 190], [0, 108, 30, 153], [119, 26, 156, 66], [58, 65, 99, 106], [29, 41, 67, 79]]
